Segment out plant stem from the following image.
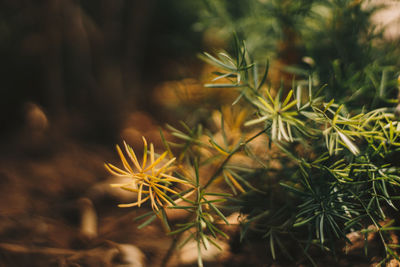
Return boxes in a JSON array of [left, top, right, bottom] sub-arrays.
[[161, 128, 268, 266], [203, 127, 269, 190]]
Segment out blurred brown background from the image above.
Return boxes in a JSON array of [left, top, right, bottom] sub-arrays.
[[0, 0, 204, 147]]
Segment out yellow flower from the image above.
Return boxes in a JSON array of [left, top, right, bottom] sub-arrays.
[[105, 137, 190, 210]]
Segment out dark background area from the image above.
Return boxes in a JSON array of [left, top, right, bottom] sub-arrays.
[[0, 0, 204, 146]]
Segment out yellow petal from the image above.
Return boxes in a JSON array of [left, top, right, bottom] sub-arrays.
[[123, 141, 142, 172], [226, 171, 245, 193], [155, 157, 176, 176], [116, 145, 133, 173], [159, 173, 191, 184], [154, 194, 164, 207], [118, 196, 150, 208], [149, 187, 158, 210], [144, 151, 168, 173], [153, 183, 179, 194], [142, 137, 148, 170], [105, 163, 130, 176]]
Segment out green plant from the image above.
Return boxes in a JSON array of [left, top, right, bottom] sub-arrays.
[[197, 0, 400, 108], [106, 38, 400, 266]]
